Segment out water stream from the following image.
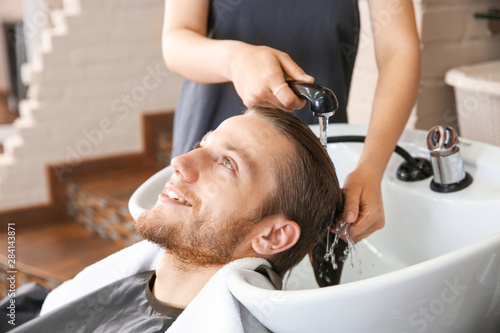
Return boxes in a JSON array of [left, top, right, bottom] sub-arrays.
[[330, 221, 360, 270], [318, 116, 360, 275], [318, 116, 329, 150]]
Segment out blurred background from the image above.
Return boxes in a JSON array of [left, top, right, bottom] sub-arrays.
[[0, 0, 499, 296]]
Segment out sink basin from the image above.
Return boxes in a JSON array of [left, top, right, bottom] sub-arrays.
[[129, 124, 500, 333]]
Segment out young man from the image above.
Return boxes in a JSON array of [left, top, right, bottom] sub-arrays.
[[10, 107, 343, 332]]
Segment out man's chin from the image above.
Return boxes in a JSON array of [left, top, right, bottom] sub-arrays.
[[134, 205, 256, 268], [134, 207, 168, 246]]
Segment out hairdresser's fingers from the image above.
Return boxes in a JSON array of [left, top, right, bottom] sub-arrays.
[[231, 45, 309, 111], [277, 51, 315, 84], [346, 180, 385, 241], [238, 77, 302, 112], [250, 78, 305, 111], [241, 87, 293, 111], [271, 84, 306, 110], [337, 168, 385, 242], [348, 202, 385, 242], [332, 187, 360, 240], [273, 52, 314, 110], [342, 185, 361, 225]]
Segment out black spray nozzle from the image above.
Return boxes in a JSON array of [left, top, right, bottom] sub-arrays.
[[288, 81, 339, 118]]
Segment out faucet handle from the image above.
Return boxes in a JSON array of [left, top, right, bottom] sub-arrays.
[[426, 125, 472, 192], [427, 126, 459, 153]]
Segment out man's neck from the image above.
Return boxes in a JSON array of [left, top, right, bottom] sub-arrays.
[[153, 253, 223, 309]]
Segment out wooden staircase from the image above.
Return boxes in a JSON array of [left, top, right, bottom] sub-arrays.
[[0, 112, 173, 297]]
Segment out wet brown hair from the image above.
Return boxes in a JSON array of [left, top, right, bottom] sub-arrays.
[[245, 107, 344, 277]]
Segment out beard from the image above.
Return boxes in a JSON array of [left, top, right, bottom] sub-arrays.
[[134, 204, 262, 267]]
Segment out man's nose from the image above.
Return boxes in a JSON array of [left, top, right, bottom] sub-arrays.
[[171, 149, 204, 183]]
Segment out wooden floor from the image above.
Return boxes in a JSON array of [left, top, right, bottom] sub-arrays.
[[0, 92, 17, 154], [0, 92, 17, 125], [0, 160, 163, 297], [0, 215, 124, 283]]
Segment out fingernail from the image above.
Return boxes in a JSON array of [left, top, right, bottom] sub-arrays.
[[345, 212, 355, 222], [303, 74, 314, 81]]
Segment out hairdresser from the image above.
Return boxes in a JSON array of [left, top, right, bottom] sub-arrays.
[[161, 0, 420, 241]]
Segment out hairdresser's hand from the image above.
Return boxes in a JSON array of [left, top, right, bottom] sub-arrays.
[[229, 43, 314, 111], [339, 168, 385, 242]]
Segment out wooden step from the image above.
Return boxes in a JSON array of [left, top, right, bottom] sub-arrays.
[[0, 210, 124, 297], [63, 161, 164, 245]]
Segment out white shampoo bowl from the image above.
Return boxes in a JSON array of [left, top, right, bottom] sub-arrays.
[[129, 124, 500, 333]]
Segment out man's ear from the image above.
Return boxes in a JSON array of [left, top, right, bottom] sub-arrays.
[[251, 216, 300, 255]]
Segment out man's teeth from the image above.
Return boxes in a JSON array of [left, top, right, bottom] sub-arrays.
[[166, 190, 179, 200], [166, 190, 192, 206]]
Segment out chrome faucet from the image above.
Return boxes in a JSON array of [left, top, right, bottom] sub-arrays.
[[427, 126, 473, 192]]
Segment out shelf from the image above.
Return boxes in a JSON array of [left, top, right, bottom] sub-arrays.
[[474, 13, 500, 21], [474, 9, 500, 34]]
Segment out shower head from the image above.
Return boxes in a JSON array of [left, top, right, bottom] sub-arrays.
[[288, 81, 339, 118]]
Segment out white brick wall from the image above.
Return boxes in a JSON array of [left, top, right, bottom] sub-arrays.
[[0, 0, 183, 211]]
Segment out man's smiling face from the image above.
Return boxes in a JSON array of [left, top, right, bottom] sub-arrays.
[[135, 113, 293, 266]]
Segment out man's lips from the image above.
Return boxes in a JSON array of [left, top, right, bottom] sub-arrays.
[[159, 183, 194, 207]]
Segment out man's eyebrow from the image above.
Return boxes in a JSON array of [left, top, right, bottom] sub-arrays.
[[200, 131, 256, 173], [223, 142, 256, 173], [199, 131, 212, 145]]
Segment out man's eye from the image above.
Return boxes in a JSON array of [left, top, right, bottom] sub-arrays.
[[222, 159, 235, 170]]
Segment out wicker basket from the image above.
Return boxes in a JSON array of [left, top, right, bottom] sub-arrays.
[[445, 60, 500, 146]]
